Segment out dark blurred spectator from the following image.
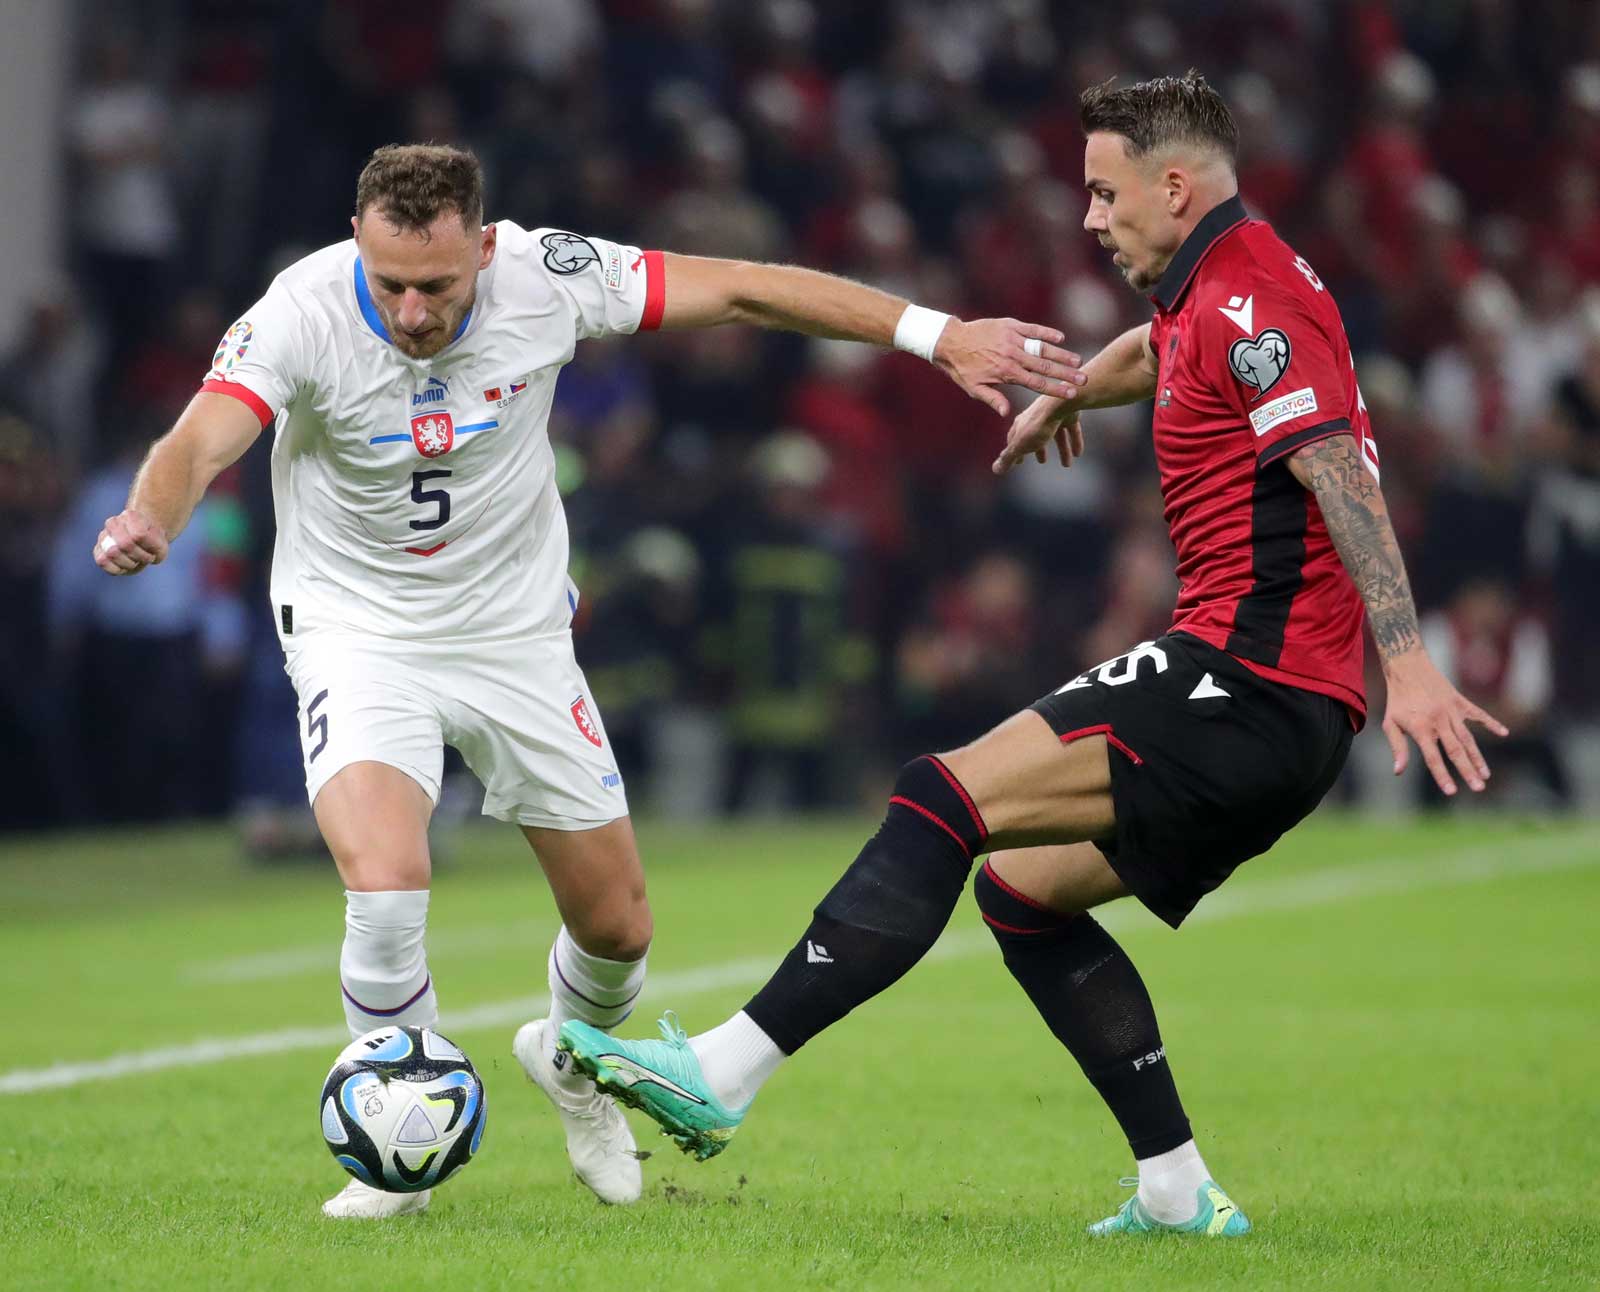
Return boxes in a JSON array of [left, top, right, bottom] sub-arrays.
[[69, 35, 181, 366], [0, 283, 105, 481], [0, 408, 70, 828], [172, 7, 271, 296], [45, 419, 248, 823], [578, 526, 704, 793], [1533, 289, 1600, 717], [1079, 516, 1180, 673], [1418, 577, 1571, 810], [121, 289, 227, 424], [717, 432, 867, 810], [653, 117, 788, 262], [895, 549, 1040, 757], [1416, 273, 1549, 602]]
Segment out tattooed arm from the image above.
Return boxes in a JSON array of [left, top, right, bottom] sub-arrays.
[[1287, 434, 1508, 795]]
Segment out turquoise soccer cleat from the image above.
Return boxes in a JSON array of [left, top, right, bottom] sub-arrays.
[[1088, 1178, 1252, 1236], [556, 1012, 746, 1162]]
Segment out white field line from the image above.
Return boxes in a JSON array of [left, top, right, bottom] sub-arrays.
[[5, 832, 1596, 1098]]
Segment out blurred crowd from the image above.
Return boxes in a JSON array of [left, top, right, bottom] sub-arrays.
[[4, 0, 1598, 835]]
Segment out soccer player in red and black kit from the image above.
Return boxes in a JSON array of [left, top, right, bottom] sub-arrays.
[[557, 73, 1508, 1236]]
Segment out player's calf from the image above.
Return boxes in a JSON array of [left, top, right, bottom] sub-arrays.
[[743, 754, 988, 1056], [339, 889, 438, 1036]]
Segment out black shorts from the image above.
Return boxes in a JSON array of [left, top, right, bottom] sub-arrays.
[[1028, 631, 1352, 928]]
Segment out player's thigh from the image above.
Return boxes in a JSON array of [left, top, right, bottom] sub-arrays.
[[986, 841, 1130, 915], [521, 817, 651, 961], [444, 633, 629, 831], [314, 760, 435, 891], [284, 632, 445, 888], [939, 709, 1118, 851]]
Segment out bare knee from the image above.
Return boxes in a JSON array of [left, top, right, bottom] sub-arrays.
[[567, 895, 653, 963], [314, 762, 434, 891]]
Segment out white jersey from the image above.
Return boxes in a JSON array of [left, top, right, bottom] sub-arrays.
[[201, 221, 664, 642]]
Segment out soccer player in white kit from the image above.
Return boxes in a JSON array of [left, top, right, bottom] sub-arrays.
[[92, 144, 1084, 1219]]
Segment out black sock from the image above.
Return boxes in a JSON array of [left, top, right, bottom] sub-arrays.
[[745, 756, 987, 1054], [973, 860, 1191, 1157]]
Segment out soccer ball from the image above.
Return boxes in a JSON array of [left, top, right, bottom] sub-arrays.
[[319, 1025, 487, 1193]]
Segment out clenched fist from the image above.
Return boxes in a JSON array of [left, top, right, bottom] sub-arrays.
[[94, 509, 170, 576]]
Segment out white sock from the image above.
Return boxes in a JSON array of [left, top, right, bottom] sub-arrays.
[[340, 889, 437, 1039], [1136, 1139, 1211, 1223], [687, 1011, 785, 1111], [546, 926, 647, 1083]]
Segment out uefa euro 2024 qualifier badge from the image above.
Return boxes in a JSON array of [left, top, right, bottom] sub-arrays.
[[213, 320, 253, 371]]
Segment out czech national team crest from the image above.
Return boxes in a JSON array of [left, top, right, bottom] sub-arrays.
[[410, 412, 455, 457], [571, 695, 603, 747]]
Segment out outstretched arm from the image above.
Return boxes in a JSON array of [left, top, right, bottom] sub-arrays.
[[991, 323, 1157, 473], [93, 392, 263, 576], [1286, 433, 1508, 794], [653, 253, 1086, 418]]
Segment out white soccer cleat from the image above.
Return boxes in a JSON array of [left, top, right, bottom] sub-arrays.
[[321, 1178, 431, 1220], [514, 1018, 643, 1205]]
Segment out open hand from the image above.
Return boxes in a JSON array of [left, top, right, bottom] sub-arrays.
[[1382, 651, 1509, 795], [992, 394, 1085, 474], [933, 318, 1085, 418]]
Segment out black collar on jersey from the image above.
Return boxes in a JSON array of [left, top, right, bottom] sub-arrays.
[[1149, 193, 1250, 312]]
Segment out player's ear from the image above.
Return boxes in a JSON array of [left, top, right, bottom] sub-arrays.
[[1165, 168, 1192, 217], [350, 214, 361, 244], [478, 222, 497, 270]]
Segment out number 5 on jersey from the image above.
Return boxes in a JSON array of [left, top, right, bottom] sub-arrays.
[[410, 470, 452, 531]]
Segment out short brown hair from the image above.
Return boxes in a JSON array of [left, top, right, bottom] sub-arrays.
[[355, 143, 485, 235], [1079, 71, 1238, 166]]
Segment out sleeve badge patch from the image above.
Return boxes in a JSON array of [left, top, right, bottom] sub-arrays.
[[211, 320, 253, 372], [1228, 327, 1291, 399], [541, 231, 601, 276]]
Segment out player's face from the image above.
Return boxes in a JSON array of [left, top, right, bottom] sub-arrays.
[[353, 211, 496, 359], [1082, 131, 1184, 294]]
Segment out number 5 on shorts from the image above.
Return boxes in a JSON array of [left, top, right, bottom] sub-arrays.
[[305, 688, 330, 763]]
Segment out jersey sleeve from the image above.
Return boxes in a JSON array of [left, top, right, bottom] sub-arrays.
[[530, 227, 665, 340], [198, 281, 308, 428], [1214, 286, 1353, 469]]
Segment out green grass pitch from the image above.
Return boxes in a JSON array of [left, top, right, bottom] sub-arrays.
[[3, 812, 1597, 1290]]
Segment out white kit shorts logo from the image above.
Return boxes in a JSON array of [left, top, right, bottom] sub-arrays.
[[1249, 386, 1318, 436]]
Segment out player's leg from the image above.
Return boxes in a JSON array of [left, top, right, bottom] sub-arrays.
[[453, 633, 649, 1204], [558, 708, 1115, 1157], [315, 761, 439, 1035], [313, 759, 442, 1219], [973, 843, 1237, 1232], [510, 816, 652, 1200], [283, 636, 448, 1220]]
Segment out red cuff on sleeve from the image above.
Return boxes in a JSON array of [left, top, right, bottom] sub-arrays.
[[639, 250, 666, 331], [200, 379, 274, 428]]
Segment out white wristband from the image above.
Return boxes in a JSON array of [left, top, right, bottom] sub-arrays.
[[893, 304, 952, 363]]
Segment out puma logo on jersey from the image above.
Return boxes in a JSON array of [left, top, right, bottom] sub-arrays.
[[1218, 294, 1254, 335], [411, 375, 449, 407]]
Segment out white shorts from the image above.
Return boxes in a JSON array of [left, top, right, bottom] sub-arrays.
[[282, 628, 628, 829]]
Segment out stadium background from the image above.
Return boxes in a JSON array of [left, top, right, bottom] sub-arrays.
[[4, 0, 1599, 838]]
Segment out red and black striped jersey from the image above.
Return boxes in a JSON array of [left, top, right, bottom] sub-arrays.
[[1146, 195, 1376, 724]]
